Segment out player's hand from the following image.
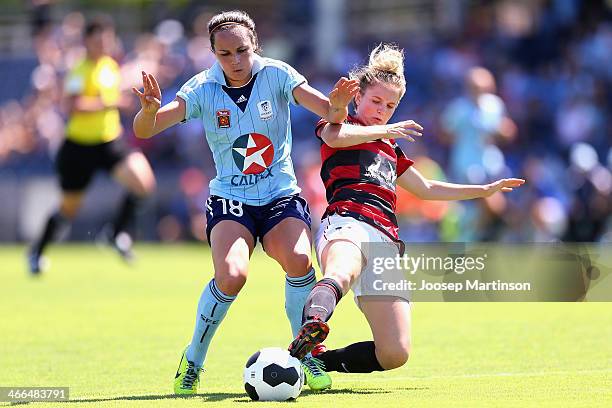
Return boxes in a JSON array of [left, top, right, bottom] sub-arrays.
[[132, 71, 162, 114], [485, 178, 526, 196], [329, 77, 360, 109], [384, 120, 423, 142]]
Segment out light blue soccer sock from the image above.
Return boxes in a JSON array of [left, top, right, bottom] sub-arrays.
[[186, 279, 236, 369], [285, 267, 317, 338]]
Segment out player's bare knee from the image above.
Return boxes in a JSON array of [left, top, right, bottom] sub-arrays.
[[283, 251, 311, 276], [216, 262, 248, 295], [215, 273, 246, 296], [323, 269, 352, 294], [377, 344, 410, 370]]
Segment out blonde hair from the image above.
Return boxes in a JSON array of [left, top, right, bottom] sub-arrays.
[[350, 43, 406, 98]]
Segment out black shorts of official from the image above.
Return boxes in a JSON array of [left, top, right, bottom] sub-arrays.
[[205, 194, 312, 246], [56, 138, 134, 192]]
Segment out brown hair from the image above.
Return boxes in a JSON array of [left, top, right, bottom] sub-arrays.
[[84, 14, 114, 38], [350, 43, 406, 99], [208, 10, 261, 54]]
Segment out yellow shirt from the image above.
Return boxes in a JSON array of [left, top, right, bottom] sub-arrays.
[[64, 56, 122, 145]]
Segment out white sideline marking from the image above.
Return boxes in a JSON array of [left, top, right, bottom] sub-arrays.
[[333, 367, 612, 383]]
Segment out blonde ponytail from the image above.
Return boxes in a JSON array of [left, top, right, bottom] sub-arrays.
[[350, 43, 406, 98], [369, 43, 404, 77]]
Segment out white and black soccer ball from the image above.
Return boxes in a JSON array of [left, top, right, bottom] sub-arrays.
[[243, 347, 304, 401]]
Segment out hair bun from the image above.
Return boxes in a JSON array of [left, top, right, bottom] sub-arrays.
[[369, 43, 404, 76], [348, 42, 407, 99]]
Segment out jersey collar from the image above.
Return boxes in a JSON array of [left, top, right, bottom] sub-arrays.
[[209, 54, 265, 86]]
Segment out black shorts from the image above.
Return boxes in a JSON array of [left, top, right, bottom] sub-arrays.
[[205, 194, 312, 246], [56, 138, 133, 192]]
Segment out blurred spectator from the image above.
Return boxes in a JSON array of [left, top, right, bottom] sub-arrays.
[[438, 67, 517, 241], [441, 66, 516, 185]]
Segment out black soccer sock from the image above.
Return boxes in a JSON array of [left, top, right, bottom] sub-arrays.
[[112, 193, 140, 237], [302, 278, 343, 323], [317, 341, 384, 373], [31, 212, 68, 255]]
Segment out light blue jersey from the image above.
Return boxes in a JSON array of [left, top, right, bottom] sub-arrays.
[[177, 55, 306, 206]]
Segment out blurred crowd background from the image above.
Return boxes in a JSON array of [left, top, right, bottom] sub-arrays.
[[0, 0, 610, 243]]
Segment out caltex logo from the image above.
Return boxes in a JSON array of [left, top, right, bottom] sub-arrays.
[[232, 133, 274, 174]]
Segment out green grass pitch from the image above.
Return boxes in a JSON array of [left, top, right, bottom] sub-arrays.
[[1, 245, 611, 407]]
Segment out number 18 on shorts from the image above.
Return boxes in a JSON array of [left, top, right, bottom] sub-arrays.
[[204, 194, 311, 244]]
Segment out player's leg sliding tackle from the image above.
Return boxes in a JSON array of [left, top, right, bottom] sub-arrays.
[[313, 341, 385, 373], [292, 288, 403, 378], [298, 342, 387, 390], [315, 296, 412, 374], [297, 284, 406, 377], [288, 277, 343, 391], [288, 278, 342, 359]]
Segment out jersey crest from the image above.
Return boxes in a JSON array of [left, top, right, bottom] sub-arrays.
[[216, 110, 231, 128], [257, 100, 273, 120]]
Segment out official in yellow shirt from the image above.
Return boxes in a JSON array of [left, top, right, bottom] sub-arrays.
[[64, 54, 122, 145], [28, 16, 156, 274]]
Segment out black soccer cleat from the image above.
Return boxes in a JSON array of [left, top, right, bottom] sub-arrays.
[[288, 318, 330, 360]]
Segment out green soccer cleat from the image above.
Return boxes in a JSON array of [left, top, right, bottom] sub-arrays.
[[174, 347, 203, 395], [301, 356, 332, 391]]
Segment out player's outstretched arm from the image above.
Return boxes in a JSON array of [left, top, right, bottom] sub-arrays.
[[292, 77, 359, 124], [132, 71, 185, 139], [320, 119, 423, 148], [397, 166, 525, 201]]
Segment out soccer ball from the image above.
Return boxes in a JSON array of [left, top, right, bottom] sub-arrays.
[[243, 347, 304, 401]]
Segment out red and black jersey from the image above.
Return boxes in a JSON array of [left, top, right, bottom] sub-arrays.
[[315, 115, 414, 240]]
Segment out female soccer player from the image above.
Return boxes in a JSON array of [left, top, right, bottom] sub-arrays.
[[132, 10, 359, 394], [28, 16, 156, 273], [288, 44, 525, 387]]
